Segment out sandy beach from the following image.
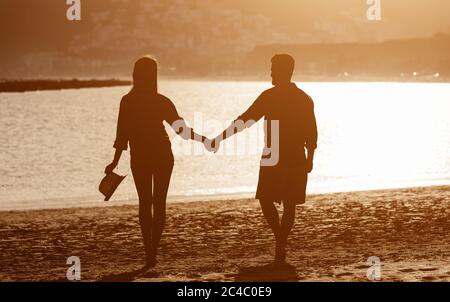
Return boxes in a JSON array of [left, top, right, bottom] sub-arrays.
[[0, 185, 449, 282]]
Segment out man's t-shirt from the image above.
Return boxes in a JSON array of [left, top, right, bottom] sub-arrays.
[[236, 83, 318, 166]]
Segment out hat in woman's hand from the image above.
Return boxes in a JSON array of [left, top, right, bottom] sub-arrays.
[[99, 172, 126, 201]]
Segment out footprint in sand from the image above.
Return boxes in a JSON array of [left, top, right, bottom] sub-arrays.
[[399, 268, 415, 273], [419, 267, 437, 272], [422, 276, 437, 281], [335, 272, 354, 278]]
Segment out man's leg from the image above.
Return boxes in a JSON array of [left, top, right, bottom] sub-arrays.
[[259, 198, 283, 263], [259, 198, 281, 238], [276, 200, 296, 262]]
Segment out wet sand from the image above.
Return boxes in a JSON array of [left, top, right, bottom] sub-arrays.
[[0, 186, 449, 282]]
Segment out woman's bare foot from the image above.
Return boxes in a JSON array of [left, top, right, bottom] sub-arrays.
[[275, 239, 287, 263], [145, 253, 158, 269]]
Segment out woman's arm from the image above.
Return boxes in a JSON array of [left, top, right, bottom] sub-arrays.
[[105, 149, 123, 174], [165, 98, 213, 148], [190, 128, 208, 144], [105, 97, 128, 174], [171, 118, 207, 143]]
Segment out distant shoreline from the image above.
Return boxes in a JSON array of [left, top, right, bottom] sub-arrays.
[[1, 76, 449, 93], [0, 79, 132, 93], [2, 182, 449, 213]]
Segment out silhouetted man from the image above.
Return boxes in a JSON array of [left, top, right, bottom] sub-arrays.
[[212, 54, 318, 263]]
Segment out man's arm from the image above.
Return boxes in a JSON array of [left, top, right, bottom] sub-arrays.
[[215, 118, 257, 143], [214, 92, 266, 147], [305, 97, 318, 173]]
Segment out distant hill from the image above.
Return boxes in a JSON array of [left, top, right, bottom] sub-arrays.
[[243, 33, 450, 81], [2, 34, 450, 82]]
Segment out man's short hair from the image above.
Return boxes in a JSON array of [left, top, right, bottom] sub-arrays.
[[271, 54, 295, 76]]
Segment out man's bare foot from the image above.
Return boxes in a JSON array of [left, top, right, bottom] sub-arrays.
[[275, 240, 287, 263], [140, 253, 158, 272]]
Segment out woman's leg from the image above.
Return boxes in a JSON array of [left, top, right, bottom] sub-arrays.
[[150, 164, 173, 261], [131, 168, 153, 263]]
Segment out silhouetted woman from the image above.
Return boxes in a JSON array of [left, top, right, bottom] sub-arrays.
[[105, 56, 208, 269]]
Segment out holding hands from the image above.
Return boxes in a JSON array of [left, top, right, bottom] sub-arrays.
[[203, 135, 222, 153]]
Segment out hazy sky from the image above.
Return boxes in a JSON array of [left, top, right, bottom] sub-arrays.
[[0, 0, 449, 77], [1, 0, 449, 49]]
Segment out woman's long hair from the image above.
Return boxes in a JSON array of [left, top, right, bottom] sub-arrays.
[[132, 56, 158, 94]]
